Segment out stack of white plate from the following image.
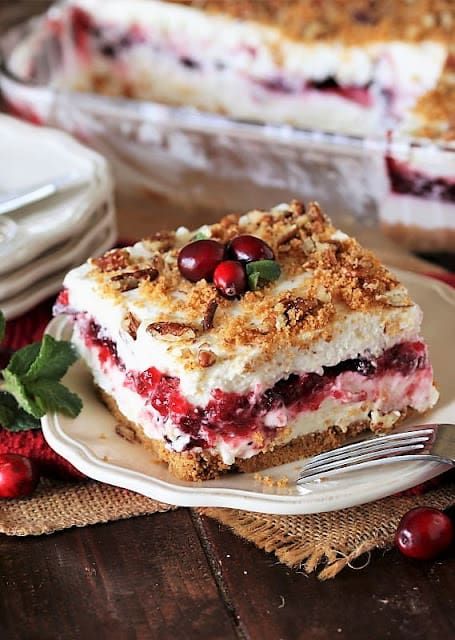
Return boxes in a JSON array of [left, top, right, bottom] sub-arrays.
[[0, 115, 117, 319]]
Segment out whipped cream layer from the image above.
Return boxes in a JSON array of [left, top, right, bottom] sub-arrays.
[[380, 194, 455, 231]]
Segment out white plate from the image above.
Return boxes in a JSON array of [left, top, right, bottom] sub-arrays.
[[0, 115, 113, 274], [1, 222, 117, 319], [42, 270, 454, 514], [0, 200, 116, 301]]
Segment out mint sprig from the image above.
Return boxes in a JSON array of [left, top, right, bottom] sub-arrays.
[[0, 391, 40, 431], [0, 311, 82, 431], [192, 231, 209, 241], [246, 260, 281, 291]]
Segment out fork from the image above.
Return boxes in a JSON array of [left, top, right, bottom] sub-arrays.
[[296, 424, 455, 484], [0, 173, 86, 216]]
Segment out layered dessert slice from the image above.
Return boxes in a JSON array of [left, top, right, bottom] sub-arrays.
[[58, 0, 450, 135], [55, 201, 439, 481], [380, 69, 455, 251]]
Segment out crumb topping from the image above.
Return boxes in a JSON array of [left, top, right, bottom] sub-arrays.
[[410, 64, 455, 140], [86, 200, 408, 370], [168, 0, 454, 44]]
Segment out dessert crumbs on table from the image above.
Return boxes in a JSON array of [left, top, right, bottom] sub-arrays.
[[254, 473, 290, 488]]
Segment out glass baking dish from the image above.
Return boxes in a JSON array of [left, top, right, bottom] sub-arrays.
[[1, 6, 454, 250]]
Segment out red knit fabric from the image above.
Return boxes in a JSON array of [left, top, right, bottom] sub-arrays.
[[1, 298, 85, 479], [1, 272, 454, 483]]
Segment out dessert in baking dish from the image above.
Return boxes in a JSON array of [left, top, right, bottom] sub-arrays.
[[380, 68, 455, 251], [55, 201, 439, 480], [63, 0, 451, 135]]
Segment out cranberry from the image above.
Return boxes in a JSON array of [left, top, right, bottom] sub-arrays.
[[228, 235, 274, 263], [178, 239, 225, 282], [213, 260, 247, 298], [0, 454, 40, 499], [395, 507, 454, 560]]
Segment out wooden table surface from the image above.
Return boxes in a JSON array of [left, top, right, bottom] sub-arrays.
[[1, 4, 454, 640]]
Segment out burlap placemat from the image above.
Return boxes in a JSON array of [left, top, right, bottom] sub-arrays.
[[0, 478, 174, 536], [1, 476, 453, 578], [203, 482, 455, 579]]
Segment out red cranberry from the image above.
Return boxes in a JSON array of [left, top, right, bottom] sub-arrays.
[[213, 260, 247, 298], [395, 507, 454, 560], [0, 454, 40, 499], [228, 235, 274, 263], [178, 239, 225, 282]]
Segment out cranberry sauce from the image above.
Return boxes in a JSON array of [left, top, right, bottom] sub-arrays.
[[129, 339, 428, 446], [81, 318, 429, 449], [309, 78, 373, 108], [254, 75, 373, 107], [70, 7, 145, 60], [386, 157, 455, 202], [83, 319, 121, 367]]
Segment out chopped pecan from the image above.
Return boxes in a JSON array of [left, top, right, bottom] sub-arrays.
[[91, 248, 130, 272], [198, 348, 217, 368], [143, 230, 175, 252], [147, 322, 197, 341], [151, 253, 165, 271], [123, 312, 140, 340], [306, 202, 327, 234], [111, 267, 159, 292], [282, 297, 322, 325], [277, 225, 299, 246], [290, 200, 305, 217], [202, 298, 218, 331]]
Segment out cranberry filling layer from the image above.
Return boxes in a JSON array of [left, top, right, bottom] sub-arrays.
[[386, 157, 455, 203], [80, 317, 429, 451]]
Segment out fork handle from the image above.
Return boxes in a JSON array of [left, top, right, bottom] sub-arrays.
[[0, 183, 56, 216]]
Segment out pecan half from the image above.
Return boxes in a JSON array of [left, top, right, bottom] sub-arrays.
[[92, 248, 130, 272], [111, 267, 159, 292], [202, 298, 218, 331], [147, 322, 196, 341], [123, 312, 140, 340]]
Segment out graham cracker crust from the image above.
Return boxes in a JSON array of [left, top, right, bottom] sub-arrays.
[[98, 386, 409, 482], [381, 222, 455, 252]]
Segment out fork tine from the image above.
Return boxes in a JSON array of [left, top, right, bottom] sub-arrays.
[[302, 428, 434, 466], [297, 454, 439, 483], [297, 442, 426, 483], [300, 434, 431, 473]]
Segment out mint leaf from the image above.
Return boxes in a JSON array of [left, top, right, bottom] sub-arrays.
[[0, 311, 5, 343], [0, 323, 82, 429], [0, 391, 40, 431], [193, 231, 209, 241], [248, 271, 260, 291], [27, 380, 82, 418], [3, 369, 43, 418], [246, 260, 281, 290], [6, 342, 41, 377], [23, 335, 78, 383]]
